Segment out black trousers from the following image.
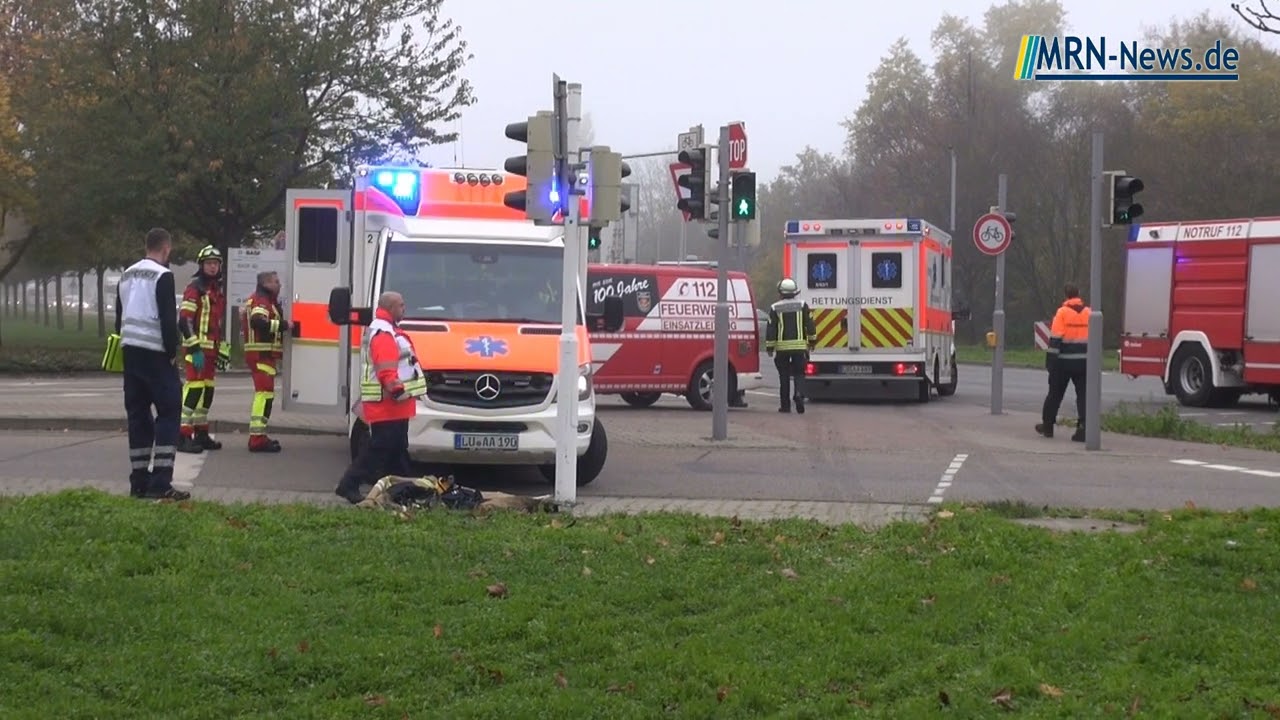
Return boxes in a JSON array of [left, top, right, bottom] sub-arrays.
[[774, 350, 808, 408], [1042, 360, 1086, 428], [122, 345, 182, 493], [338, 419, 412, 491]]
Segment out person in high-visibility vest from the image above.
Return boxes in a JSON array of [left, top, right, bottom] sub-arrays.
[[243, 270, 286, 453], [764, 278, 816, 414], [177, 245, 229, 453], [334, 291, 428, 504], [1037, 283, 1091, 442]]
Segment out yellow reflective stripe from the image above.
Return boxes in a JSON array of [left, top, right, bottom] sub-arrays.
[[254, 363, 277, 376], [249, 307, 270, 317], [180, 301, 198, 312], [244, 342, 272, 351]]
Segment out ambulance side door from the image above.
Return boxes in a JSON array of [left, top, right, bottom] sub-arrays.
[[282, 189, 351, 413]]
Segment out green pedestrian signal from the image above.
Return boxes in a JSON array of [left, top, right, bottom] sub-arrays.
[[588, 226, 602, 250], [730, 171, 756, 221]]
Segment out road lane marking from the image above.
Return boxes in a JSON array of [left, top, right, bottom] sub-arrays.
[[1170, 459, 1280, 478], [928, 453, 969, 504]]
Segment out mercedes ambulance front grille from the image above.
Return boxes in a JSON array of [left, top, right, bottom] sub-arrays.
[[426, 370, 553, 409]]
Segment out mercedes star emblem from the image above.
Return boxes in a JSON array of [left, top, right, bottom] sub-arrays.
[[474, 373, 502, 401]]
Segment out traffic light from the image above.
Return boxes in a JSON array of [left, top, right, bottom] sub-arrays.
[[677, 146, 709, 220], [585, 146, 631, 225], [706, 182, 722, 239], [502, 111, 558, 224], [588, 226, 602, 250], [1106, 171, 1144, 226], [730, 171, 756, 221]]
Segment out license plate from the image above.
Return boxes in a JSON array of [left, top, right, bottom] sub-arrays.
[[840, 364, 873, 375], [453, 433, 519, 451]]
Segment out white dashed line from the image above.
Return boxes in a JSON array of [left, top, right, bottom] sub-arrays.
[[928, 453, 969, 504], [1170, 458, 1280, 478]]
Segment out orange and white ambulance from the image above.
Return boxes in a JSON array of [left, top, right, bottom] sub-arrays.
[[783, 217, 958, 401], [281, 166, 624, 485]]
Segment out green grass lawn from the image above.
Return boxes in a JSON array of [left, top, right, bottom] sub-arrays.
[[1100, 401, 1280, 453], [0, 317, 105, 372], [955, 344, 1120, 373], [3, 490, 1280, 718]]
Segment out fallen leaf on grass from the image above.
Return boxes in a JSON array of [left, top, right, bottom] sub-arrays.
[[990, 574, 1011, 585], [503, 548, 515, 558], [266, 646, 279, 660], [177, 500, 194, 511], [656, 537, 670, 547], [773, 534, 788, 545], [235, 562, 253, 571], [364, 694, 387, 707], [613, 532, 627, 543], [991, 688, 1014, 710], [1127, 696, 1141, 716], [547, 519, 563, 529], [226, 516, 248, 529], [731, 515, 741, 527], [297, 640, 310, 654], [709, 531, 725, 545], [433, 624, 443, 639], [644, 555, 656, 565], [468, 568, 487, 578], [581, 566, 593, 577], [554, 672, 568, 688], [1242, 699, 1280, 718], [716, 686, 732, 702], [606, 681, 636, 694], [1241, 577, 1258, 591], [938, 690, 951, 706], [1185, 501, 1197, 511], [920, 595, 936, 606], [486, 583, 508, 598], [780, 568, 799, 580], [486, 667, 505, 684], [936, 510, 955, 519], [1038, 683, 1063, 698]]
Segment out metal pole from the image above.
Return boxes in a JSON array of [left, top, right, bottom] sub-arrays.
[[678, 220, 687, 263], [554, 80, 582, 503], [991, 173, 1007, 415], [712, 126, 731, 440], [949, 147, 957, 234], [1086, 131, 1104, 450]]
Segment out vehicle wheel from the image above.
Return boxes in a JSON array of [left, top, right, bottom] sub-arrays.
[[620, 391, 661, 408], [685, 360, 737, 411], [538, 419, 608, 486], [1172, 344, 1215, 407], [349, 418, 370, 462], [936, 356, 958, 397]]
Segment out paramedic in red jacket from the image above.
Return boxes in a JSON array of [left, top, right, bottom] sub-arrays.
[[334, 291, 427, 504]]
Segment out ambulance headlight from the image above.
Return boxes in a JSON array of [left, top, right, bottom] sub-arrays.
[[578, 363, 593, 400]]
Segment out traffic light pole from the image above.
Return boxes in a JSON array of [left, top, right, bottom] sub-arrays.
[[712, 125, 731, 440], [554, 81, 583, 503], [1086, 131, 1104, 451]]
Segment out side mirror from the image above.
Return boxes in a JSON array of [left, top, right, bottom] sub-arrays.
[[589, 296, 625, 333], [328, 287, 352, 325]]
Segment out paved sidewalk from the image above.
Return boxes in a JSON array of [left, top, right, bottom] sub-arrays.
[[0, 479, 929, 530]]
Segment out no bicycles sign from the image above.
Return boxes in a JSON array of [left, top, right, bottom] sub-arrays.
[[973, 212, 1012, 256]]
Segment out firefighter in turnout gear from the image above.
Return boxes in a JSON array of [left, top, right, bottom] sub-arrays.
[[177, 244, 229, 453], [1037, 283, 1091, 442], [765, 278, 817, 414], [243, 270, 286, 453]]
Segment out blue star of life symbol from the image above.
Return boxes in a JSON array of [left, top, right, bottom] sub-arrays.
[[465, 335, 508, 359], [876, 259, 898, 282], [811, 261, 833, 282]]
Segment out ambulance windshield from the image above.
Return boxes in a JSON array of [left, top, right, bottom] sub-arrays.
[[382, 239, 581, 325]]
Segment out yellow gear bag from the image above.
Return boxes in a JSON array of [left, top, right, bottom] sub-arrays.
[[101, 333, 124, 373]]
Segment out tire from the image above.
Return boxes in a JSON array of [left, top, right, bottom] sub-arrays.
[[1171, 344, 1215, 407], [349, 418, 370, 461], [537, 419, 608, 486], [620, 391, 661, 408], [686, 359, 736, 411], [936, 356, 958, 397]]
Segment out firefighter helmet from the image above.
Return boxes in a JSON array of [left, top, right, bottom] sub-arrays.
[[777, 278, 799, 297], [196, 245, 222, 263]]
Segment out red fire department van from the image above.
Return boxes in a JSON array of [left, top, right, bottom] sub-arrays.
[[1119, 216, 1280, 407], [585, 263, 763, 410]]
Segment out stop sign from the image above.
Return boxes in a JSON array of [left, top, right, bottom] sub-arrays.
[[727, 122, 747, 170]]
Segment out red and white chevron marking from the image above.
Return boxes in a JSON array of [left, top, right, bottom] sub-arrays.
[[1033, 321, 1050, 350]]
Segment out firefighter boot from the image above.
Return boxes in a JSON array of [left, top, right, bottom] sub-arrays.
[[248, 435, 282, 453], [196, 428, 223, 450], [177, 432, 205, 454]]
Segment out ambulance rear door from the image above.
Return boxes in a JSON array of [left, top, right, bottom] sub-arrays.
[[282, 189, 353, 413], [853, 235, 919, 354], [789, 239, 852, 355]]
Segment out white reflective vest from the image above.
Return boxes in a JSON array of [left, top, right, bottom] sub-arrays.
[[358, 318, 428, 402], [118, 258, 171, 353]]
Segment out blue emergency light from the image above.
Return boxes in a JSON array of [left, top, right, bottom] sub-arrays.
[[371, 170, 421, 214], [786, 220, 800, 234]]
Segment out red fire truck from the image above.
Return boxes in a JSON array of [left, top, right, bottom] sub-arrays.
[[1119, 216, 1280, 407]]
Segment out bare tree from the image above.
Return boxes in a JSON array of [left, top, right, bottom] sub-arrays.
[[1233, 1, 1280, 32]]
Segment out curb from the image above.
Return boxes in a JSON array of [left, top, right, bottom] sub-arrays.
[[0, 416, 345, 437]]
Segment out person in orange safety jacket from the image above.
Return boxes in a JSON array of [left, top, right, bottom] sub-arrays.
[[243, 270, 286, 453], [1037, 283, 1091, 442], [334, 291, 427, 504], [177, 244, 229, 453]]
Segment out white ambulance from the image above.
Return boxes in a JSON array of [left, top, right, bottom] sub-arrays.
[[782, 218, 959, 401], [281, 165, 624, 485]]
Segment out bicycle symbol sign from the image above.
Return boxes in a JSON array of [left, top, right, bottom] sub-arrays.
[[972, 212, 1013, 256]]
